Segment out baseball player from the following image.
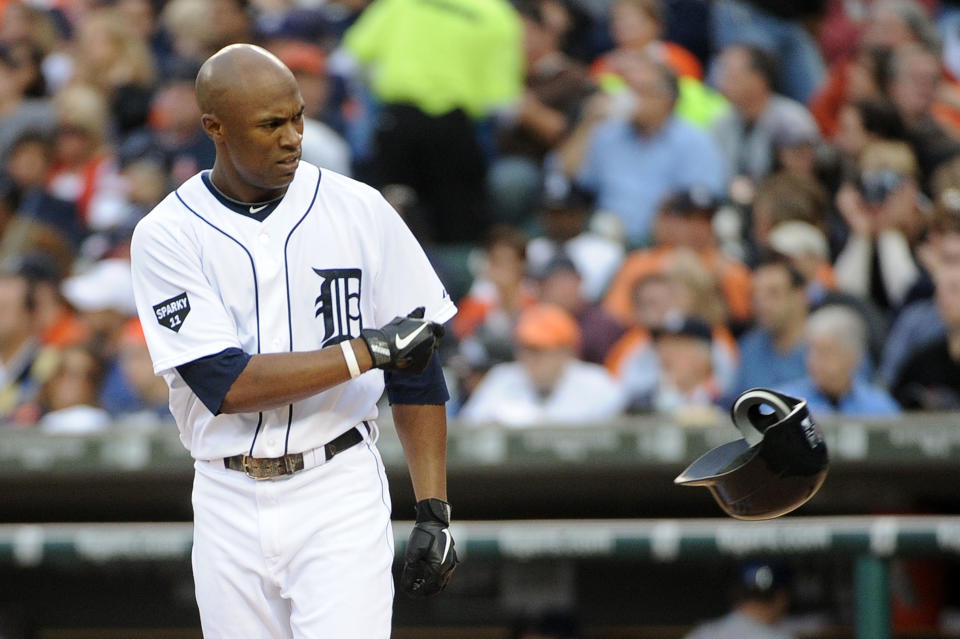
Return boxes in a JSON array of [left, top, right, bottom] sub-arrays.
[[129, 44, 458, 638]]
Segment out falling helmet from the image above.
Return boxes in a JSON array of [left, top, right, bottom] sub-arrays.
[[675, 388, 828, 520]]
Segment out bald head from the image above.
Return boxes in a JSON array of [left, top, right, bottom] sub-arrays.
[[195, 43, 305, 203], [196, 44, 297, 116]]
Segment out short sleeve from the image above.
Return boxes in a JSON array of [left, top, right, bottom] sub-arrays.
[[370, 196, 457, 327], [131, 216, 244, 374]]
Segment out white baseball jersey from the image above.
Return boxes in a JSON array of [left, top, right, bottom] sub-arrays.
[[130, 161, 456, 460]]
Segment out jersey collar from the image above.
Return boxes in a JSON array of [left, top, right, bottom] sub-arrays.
[[200, 171, 283, 222]]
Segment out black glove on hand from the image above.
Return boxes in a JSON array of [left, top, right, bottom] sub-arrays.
[[360, 307, 443, 374], [400, 498, 458, 598]]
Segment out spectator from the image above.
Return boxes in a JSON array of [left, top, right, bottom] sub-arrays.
[[712, 44, 821, 184], [606, 258, 739, 410], [731, 253, 808, 396], [810, 45, 893, 139], [858, 0, 940, 53], [59, 258, 139, 415], [459, 303, 625, 426], [4, 132, 84, 247], [113, 318, 170, 419], [770, 117, 820, 179], [748, 171, 830, 263], [564, 51, 726, 246], [71, 8, 156, 136], [833, 140, 926, 313], [0, 265, 58, 424], [880, 179, 960, 384], [592, 0, 703, 81], [35, 344, 111, 433], [602, 189, 752, 327], [892, 257, 960, 409], [885, 43, 960, 186], [0, 2, 58, 54], [710, 0, 827, 103], [649, 315, 724, 421], [159, 0, 226, 65], [271, 41, 352, 177], [454, 226, 537, 351], [0, 174, 75, 277], [47, 85, 130, 233], [767, 221, 835, 290], [451, 226, 537, 400], [813, 0, 956, 139], [116, 0, 176, 78], [119, 60, 214, 187], [769, 220, 888, 366], [343, 0, 524, 243], [489, 0, 595, 226], [780, 305, 900, 417], [831, 99, 907, 178], [0, 43, 56, 161], [683, 560, 794, 639], [525, 175, 624, 303], [160, 0, 252, 68], [589, 0, 727, 130], [1, 41, 46, 100], [9, 252, 86, 349], [534, 254, 624, 365]]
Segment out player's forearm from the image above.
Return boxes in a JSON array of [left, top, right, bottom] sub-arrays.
[[220, 338, 374, 413], [392, 403, 448, 502]]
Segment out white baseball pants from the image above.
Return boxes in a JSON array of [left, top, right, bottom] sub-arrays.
[[190, 432, 394, 638]]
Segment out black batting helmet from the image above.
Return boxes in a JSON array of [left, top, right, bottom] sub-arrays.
[[675, 388, 828, 520]]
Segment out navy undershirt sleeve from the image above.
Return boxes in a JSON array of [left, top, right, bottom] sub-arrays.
[[176, 347, 252, 415], [384, 353, 449, 405]]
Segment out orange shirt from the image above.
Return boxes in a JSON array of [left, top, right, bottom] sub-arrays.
[[605, 324, 738, 377], [591, 40, 703, 82], [452, 285, 538, 340], [602, 247, 753, 327], [41, 309, 89, 348]]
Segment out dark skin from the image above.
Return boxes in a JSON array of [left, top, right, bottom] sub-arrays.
[[195, 45, 447, 501]]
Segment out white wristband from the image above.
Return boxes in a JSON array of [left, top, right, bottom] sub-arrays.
[[340, 340, 361, 379]]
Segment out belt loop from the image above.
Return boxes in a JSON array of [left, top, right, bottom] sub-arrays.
[[365, 420, 380, 445]]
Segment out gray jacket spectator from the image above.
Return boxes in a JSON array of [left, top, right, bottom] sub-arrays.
[[712, 44, 819, 182]]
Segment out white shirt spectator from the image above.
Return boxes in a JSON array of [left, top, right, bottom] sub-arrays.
[[459, 359, 625, 427]]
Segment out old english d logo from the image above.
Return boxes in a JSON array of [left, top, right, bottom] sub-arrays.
[[153, 292, 190, 332], [313, 268, 362, 347]]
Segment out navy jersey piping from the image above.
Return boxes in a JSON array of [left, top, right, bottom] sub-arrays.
[[282, 168, 322, 454], [174, 190, 265, 456]]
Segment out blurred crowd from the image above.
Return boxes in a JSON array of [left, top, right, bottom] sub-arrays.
[[4, 0, 960, 430]]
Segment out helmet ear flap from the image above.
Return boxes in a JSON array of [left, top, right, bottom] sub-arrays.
[[676, 388, 829, 520]]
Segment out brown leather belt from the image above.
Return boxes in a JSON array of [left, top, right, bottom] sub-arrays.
[[223, 422, 370, 480]]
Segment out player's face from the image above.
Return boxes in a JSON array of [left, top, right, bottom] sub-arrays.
[[215, 75, 304, 199]]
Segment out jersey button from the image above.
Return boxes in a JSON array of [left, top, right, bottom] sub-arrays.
[[259, 233, 269, 244]]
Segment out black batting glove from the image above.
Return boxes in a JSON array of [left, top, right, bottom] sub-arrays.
[[360, 307, 443, 374], [400, 498, 458, 599]]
